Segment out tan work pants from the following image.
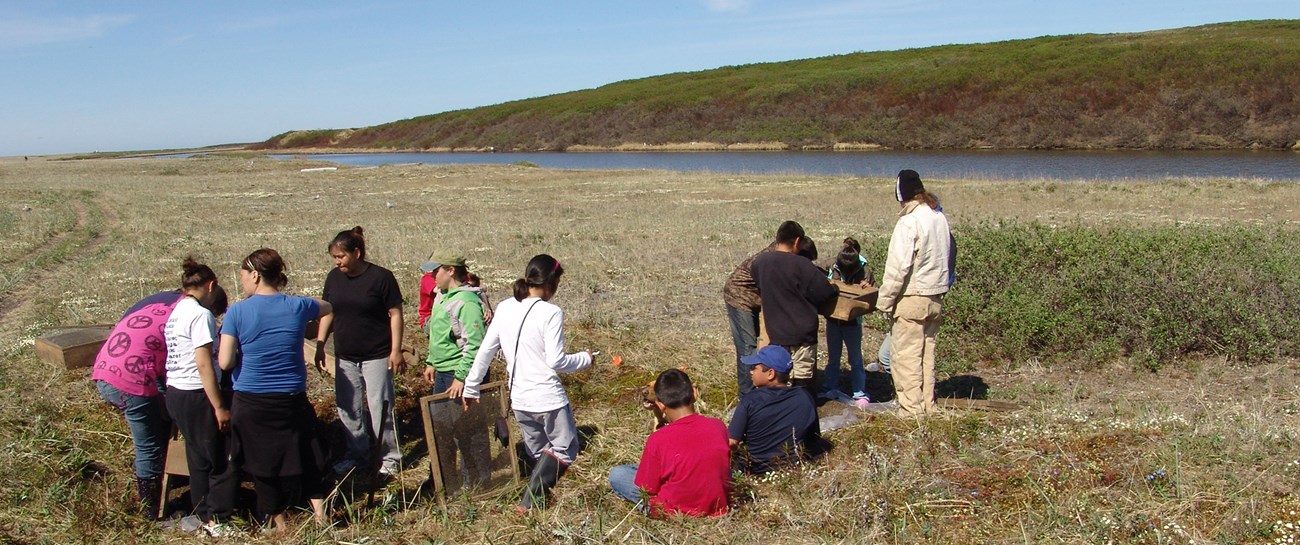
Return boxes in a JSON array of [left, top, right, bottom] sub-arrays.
[[889, 294, 943, 418]]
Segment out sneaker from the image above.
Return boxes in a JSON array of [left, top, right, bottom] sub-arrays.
[[332, 459, 357, 476], [178, 514, 204, 532], [865, 361, 882, 373], [379, 461, 400, 478], [203, 521, 240, 537]]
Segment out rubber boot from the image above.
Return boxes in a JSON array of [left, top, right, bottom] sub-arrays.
[[136, 477, 162, 520], [519, 452, 568, 510]]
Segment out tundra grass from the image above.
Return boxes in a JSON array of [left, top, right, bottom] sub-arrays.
[[0, 155, 1296, 543]]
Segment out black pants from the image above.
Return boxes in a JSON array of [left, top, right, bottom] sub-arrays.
[[166, 387, 237, 522]]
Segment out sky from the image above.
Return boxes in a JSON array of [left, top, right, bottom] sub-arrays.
[[2, 1, 1297, 156]]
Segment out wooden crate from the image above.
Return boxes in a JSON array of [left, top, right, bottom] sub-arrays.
[[819, 280, 879, 321], [35, 325, 112, 370]]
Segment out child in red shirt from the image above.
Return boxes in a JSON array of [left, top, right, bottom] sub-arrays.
[[608, 369, 731, 516]]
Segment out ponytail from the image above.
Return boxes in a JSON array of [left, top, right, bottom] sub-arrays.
[[914, 191, 940, 210], [241, 248, 289, 289], [181, 256, 217, 289], [513, 254, 565, 301]]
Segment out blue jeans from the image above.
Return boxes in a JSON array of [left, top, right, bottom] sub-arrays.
[[823, 320, 867, 397], [608, 463, 648, 511], [432, 369, 457, 394], [95, 380, 169, 479], [726, 304, 761, 396]]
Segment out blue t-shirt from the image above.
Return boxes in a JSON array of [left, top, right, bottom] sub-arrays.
[[220, 293, 319, 393], [728, 385, 822, 474]]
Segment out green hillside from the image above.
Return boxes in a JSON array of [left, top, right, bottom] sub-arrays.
[[259, 20, 1300, 151]]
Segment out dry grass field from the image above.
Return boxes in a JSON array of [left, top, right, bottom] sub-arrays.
[[0, 154, 1297, 544]]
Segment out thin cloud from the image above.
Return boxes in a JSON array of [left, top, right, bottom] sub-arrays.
[[0, 13, 134, 49], [705, 0, 753, 13]]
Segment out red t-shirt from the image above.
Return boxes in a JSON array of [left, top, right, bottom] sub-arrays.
[[417, 272, 436, 327], [634, 413, 731, 517]]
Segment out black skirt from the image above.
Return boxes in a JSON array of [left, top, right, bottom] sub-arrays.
[[230, 391, 326, 481]]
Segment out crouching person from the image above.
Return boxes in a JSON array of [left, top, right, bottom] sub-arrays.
[[729, 345, 828, 474], [608, 369, 730, 517]]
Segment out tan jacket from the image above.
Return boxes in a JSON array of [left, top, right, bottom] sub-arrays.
[[876, 200, 953, 314]]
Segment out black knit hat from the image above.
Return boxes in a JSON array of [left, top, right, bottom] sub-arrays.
[[896, 169, 924, 202]]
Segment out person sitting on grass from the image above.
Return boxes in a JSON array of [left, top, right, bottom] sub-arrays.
[[729, 345, 828, 475], [607, 369, 730, 517]]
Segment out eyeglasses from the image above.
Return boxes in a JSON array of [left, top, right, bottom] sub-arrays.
[[243, 259, 255, 272]]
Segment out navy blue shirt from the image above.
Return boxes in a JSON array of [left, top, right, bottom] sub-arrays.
[[122, 290, 182, 319], [728, 385, 822, 473]]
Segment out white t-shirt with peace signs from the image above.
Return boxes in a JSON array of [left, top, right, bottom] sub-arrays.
[[164, 296, 218, 391]]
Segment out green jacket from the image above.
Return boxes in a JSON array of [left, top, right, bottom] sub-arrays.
[[426, 287, 486, 380]]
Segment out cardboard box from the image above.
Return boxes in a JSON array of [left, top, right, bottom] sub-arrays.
[[35, 325, 112, 370], [819, 280, 879, 321]]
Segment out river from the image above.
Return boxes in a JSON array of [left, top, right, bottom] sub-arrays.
[[258, 150, 1300, 180]]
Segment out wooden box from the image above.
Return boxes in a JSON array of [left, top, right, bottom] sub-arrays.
[[35, 325, 112, 370], [819, 280, 879, 321]]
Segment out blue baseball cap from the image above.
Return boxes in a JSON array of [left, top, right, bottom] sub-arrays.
[[741, 345, 792, 374]]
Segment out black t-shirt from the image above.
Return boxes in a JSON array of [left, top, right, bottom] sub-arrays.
[[751, 251, 839, 346], [322, 263, 403, 361], [728, 385, 822, 474]]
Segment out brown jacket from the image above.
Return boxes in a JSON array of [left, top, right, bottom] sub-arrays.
[[722, 242, 778, 310]]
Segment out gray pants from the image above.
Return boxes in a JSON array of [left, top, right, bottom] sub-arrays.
[[514, 404, 579, 465], [335, 357, 401, 469]]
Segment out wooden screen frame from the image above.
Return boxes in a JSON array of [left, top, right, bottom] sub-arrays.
[[419, 381, 519, 505]]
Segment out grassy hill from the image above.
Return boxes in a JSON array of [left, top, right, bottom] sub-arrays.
[[258, 20, 1300, 152]]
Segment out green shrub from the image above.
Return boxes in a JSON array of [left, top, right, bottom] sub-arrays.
[[942, 221, 1299, 367]]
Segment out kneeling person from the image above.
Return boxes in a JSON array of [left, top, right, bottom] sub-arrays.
[[608, 369, 730, 517], [729, 345, 825, 474]]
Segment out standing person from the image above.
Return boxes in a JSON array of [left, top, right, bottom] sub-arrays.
[[421, 253, 492, 487], [460, 254, 593, 512], [464, 273, 494, 325], [868, 197, 956, 376], [315, 227, 405, 478], [93, 273, 223, 519], [417, 259, 438, 335], [723, 238, 778, 397], [421, 252, 485, 398], [607, 369, 730, 517], [750, 221, 839, 395], [723, 226, 821, 397], [821, 238, 873, 405], [163, 257, 236, 535], [219, 249, 333, 531], [875, 170, 954, 418]]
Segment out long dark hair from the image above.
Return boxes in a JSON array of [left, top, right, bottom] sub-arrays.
[[241, 248, 289, 289], [329, 226, 366, 260], [513, 254, 565, 301]]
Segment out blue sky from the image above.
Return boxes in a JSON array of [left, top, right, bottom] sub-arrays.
[[2, 1, 1297, 156]]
